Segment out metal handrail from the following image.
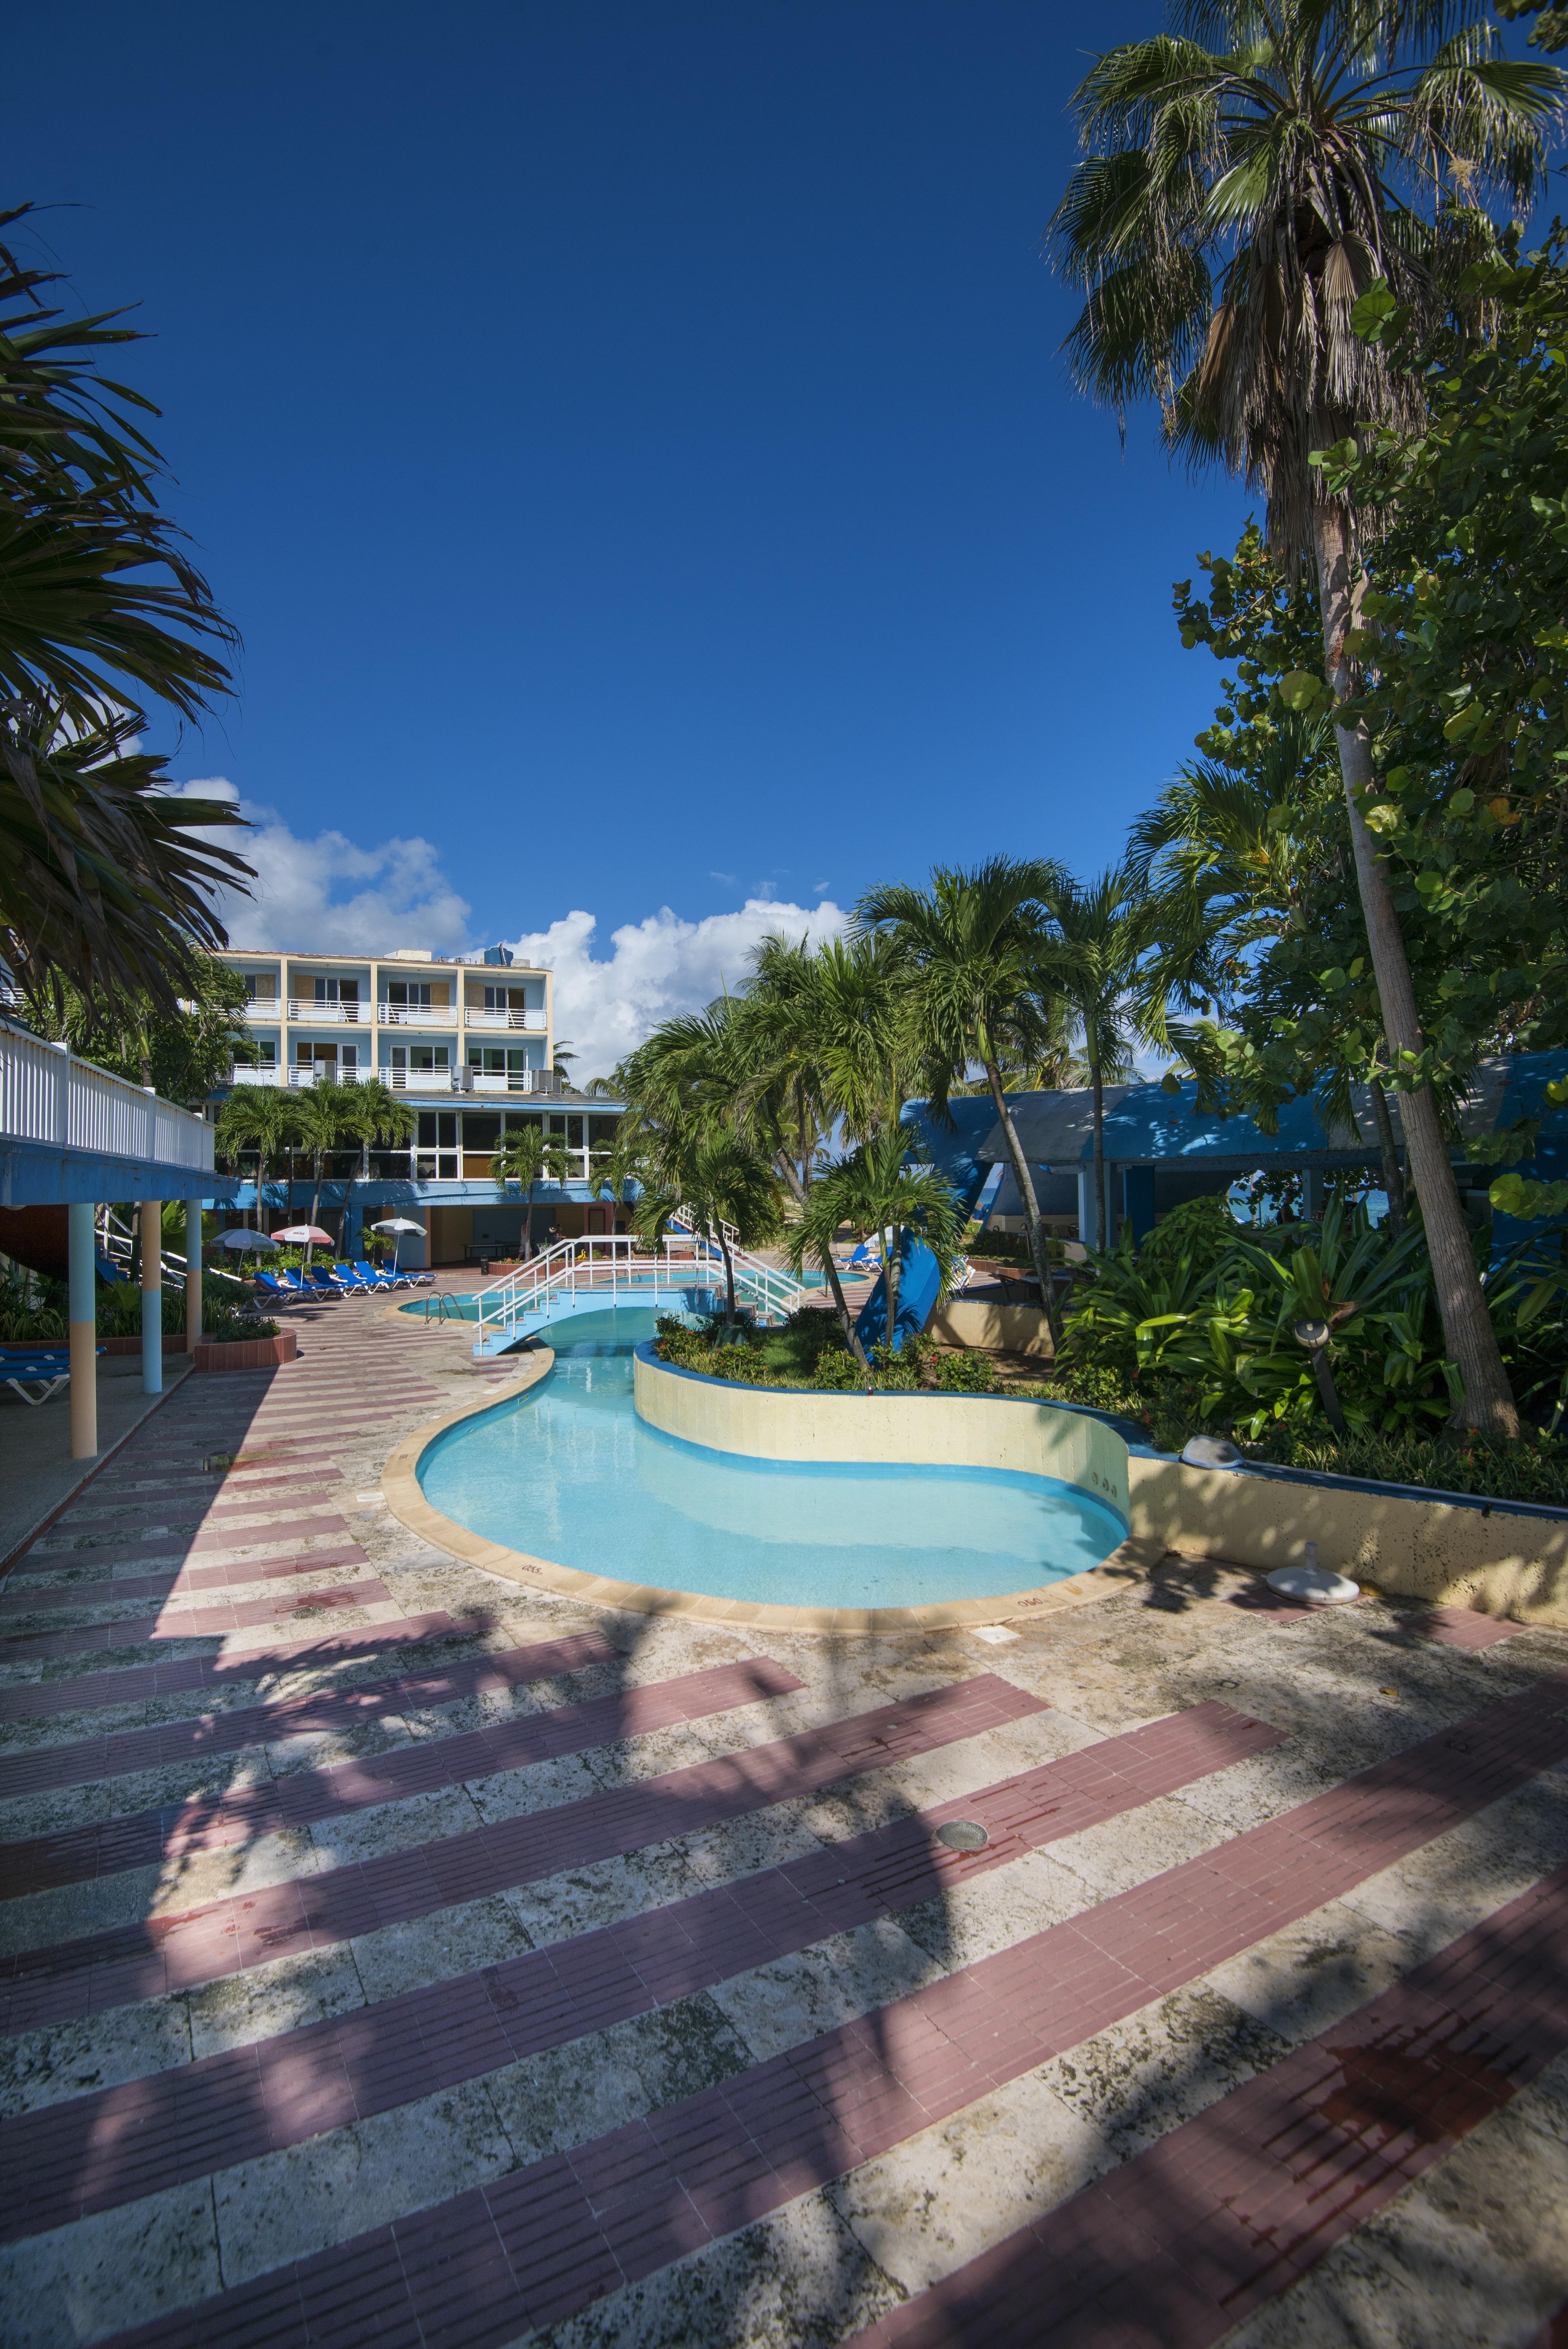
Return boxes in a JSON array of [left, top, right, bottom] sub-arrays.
[[471, 1226, 805, 1343]]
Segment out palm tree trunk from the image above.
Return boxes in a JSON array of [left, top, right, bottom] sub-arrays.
[[1314, 502, 1516, 1436], [980, 1057, 1063, 1350], [819, 1245, 873, 1383], [717, 1223, 737, 1328], [308, 1157, 324, 1263], [1091, 1053, 1108, 1255], [1367, 1077, 1407, 1238], [883, 1228, 901, 1361]]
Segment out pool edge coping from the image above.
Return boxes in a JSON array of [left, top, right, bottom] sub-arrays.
[[377, 1340, 1163, 1635]]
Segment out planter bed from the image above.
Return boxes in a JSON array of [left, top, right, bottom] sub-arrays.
[[101, 1332, 190, 1357], [194, 1332, 297, 1373]]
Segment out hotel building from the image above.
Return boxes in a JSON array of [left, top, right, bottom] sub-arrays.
[[211, 944, 628, 1267]]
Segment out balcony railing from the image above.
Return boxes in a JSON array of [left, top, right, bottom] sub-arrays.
[[287, 997, 367, 1023], [464, 1006, 548, 1031], [377, 1003, 454, 1026], [242, 998, 280, 1019], [3, 1020, 215, 1173]]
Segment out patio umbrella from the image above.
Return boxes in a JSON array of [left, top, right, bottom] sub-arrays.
[[371, 1216, 426, 1274], [273, 1222, 334, 1267], [216, 1228, 280, 1251]]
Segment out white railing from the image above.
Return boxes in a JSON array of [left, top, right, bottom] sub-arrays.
[[242, 999, 280, 1019], [231, 1065, 284, 1086], [464, 1007, 548, 1031], [1, 1021, 216, 1173], [287, 998, 364, 1024], [378, 1004, 454, 1027], [466, 1070, 553, 1096], [472, 1227, 805, 1346]]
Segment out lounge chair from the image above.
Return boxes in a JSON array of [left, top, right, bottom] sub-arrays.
[[353, 1260, 405, 1289], [300, 1266, 346, 1297], [253, 1271, 296, 1302], [0, 1346, 103, 1405]]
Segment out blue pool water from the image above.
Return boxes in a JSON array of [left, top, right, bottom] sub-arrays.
[[418, 1346, 1127, 1609]]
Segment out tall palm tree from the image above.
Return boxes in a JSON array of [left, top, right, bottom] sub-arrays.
[[781, 1182, 876, 1383], [626, 1127, 782, 1329], [288, 1077, 369, 1259], [1049, 2, 1564, 1429], [855, 858, 1068, 1345], [492, 1125, 569, 1255], [215, 1087, 300, 1232], [813, 1130, 964, 1365], [1037, 869, 1171, 1257], [0, 209, 250, 1007], [337, 1079, 417, 1255], [1131, 719, 1411, 1229]]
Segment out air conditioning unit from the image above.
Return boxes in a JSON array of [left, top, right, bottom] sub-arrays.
[[453, 1066, 474, 1092]]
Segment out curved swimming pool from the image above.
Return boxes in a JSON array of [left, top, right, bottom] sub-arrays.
[[417, 1335, 1128, 1611]]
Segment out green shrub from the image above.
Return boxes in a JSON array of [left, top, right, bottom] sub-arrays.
[[0, 1269, 67, 1343], [202, 1305, 279, 1344]]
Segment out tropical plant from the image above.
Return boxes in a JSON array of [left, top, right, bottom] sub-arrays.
[[855, 858, 1069, 1344], [492, 1124, 570, 1253], [214, 1086, 301, 1230], [337, 1078, 417, 1252], [1037, 866, 1171, 1256], [20, 952, 253, 1104], [806, 1128, 964, 1362], [286, 1078, 374, 1257], [781, 1180, 875, 1380], [1049, 1, 1566, 1432], [0, 207, 251, 1005]]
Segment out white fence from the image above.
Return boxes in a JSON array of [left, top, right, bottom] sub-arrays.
[[0, 1022, 215, 1174]]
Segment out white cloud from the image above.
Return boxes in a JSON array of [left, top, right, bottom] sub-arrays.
[[175, 778, 472, 956], [173, 782, 849, 1081], [509, 898, 851, 1083]]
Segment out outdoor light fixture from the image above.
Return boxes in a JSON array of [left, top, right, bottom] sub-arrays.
[[1293, 1316, 1349, 1439]]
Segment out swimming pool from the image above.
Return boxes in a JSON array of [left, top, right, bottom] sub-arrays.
[[417, 1344, 1128, 1611]]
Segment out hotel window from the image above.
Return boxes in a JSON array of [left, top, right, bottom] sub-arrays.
[[312, 977, 359, 1018], [385, 980, 432, 1009], [243, 973, 276, 1002], [389, 1044, 449, 1089], [467, 1046, 534, 1090], [253, 1040, 277, 1068], [415, 1110, 459, 1180]]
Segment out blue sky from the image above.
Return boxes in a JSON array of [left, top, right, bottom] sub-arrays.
[[0, 2, 1450, 1062]]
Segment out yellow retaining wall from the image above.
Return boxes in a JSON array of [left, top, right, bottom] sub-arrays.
[[634, 1349, 1128, 1508], [636, 1349, 1568, 1629], [927, 1298, 1054, 1358]]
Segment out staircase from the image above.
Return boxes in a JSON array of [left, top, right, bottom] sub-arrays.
[[470, 1224, 806, 1358]]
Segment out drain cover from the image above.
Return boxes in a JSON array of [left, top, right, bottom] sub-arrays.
[[936, 1820, 989, 1852]]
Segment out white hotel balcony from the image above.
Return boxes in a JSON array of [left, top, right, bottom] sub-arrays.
[[464, 1006, 547, 1031], [377, 1003, 456, 1028], [284, 997, 366, 1024]]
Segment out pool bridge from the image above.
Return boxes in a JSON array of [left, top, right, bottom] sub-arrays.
[[468, 1227, 807, 1356]]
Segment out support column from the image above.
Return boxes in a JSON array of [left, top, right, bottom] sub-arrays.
[[1077, 1167, 1098, 1250], [1122, 1165, 1157, 1247], [68, 1200, 98, 1459], [1303, 1166, 1327, 1226], [186, 1198, 203, 1354], [140, 1198, 162, 1395]]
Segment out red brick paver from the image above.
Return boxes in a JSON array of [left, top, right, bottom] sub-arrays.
[[0, 1654, 804, 1893], [82, 1676, 1568, 2349], [0, 1576, 390, 1662], [0, 1702, 1281, 2240], [846, 1862, 1568, 2346], [0, 1673, 1043, 2031], [0, 1630, 618, 1799]]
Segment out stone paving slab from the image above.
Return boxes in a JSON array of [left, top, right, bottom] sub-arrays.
[[4, 1290, 1568, 2349]]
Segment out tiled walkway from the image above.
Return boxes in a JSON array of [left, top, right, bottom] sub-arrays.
[[2, 1294, 1566, 2347]]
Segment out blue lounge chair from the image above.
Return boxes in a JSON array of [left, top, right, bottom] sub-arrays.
[[0, 1346, 103, 1405], [353, 1260, 405, 1289], [253, 1271, 296, 1302], [302, 1266, 351, 1297]]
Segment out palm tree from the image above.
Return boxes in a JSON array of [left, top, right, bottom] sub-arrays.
[[626, 1127, 781, 1329], [337, 1079, 417, 1256], [492, 1124, 570, 1255], [1130, 719, 1411, 1231], [1048, 3, 1564, 1429], [0, 209, 251, 1007], [1036, 869, 1171, 1259], [781, 1182, 875, 1383], [814, 1131, 964, 1363], [215, 1087, 300, 1232], [288, 1077, 370, 1260], [855, 858, 1068, 1346]]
